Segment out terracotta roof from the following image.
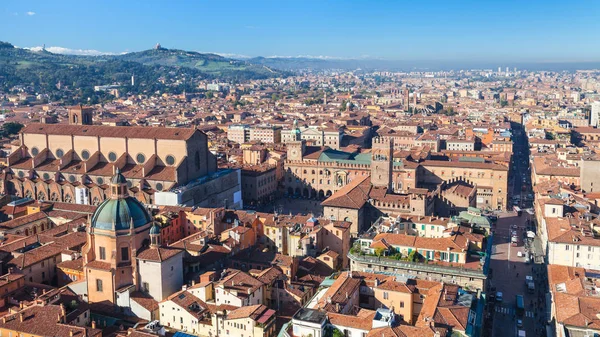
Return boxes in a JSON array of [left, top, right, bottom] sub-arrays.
[[316, 272, 361, 312], [0, 212, 49, 230], [226, 304, 272, 320], [57, 258, 84, 271], [164, 290, 208, 319], [0, 304, 102, 337], [8, 243, 63, 269], [321, 175, 371, 209], [136, 246, 182, 262], [21, 123, 199, 141], [130, 291, 159, 311], [328, 309, 377, 330], [85, 260, 112, 271]]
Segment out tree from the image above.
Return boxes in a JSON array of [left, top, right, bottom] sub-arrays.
[[375, 247, 386, 257], [407, 250, 420, 262], [332, 328, 344, 337], [2, 122, 24, 136], [339, 100, 347, 112]]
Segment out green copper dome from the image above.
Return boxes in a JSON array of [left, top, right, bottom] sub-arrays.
[[149, 223, 161, 235], [91, 197, 152, 232]]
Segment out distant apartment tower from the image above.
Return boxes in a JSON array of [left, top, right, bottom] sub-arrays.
[[591, 101, 600, 127]]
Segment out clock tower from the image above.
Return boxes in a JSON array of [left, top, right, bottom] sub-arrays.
[[287, 140, 305, 161]]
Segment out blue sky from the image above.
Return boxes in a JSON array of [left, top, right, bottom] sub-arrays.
[[1, 0, 599, 61]]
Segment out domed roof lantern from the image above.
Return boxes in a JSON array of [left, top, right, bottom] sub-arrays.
[[90, 168, 152, 234], [110, 167, 128, 199], [150, 223, 161, 247]]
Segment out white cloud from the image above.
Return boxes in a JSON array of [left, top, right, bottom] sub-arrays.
[[196, 51, 252, 59], [26, 46, 124, 56], [266, 55, 349, 60], [26, 11, 35, 16]]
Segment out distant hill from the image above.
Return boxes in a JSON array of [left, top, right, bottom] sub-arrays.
[[113, 47, 281, 78], [0, 42, 287, 95]]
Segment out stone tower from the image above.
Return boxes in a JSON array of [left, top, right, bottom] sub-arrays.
[[287, 140, 305, 161], [68, 104, 93, 125], [371, 137, 394, 191]]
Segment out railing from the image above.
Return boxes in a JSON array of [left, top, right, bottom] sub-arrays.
[[348, 252, 487, 279]]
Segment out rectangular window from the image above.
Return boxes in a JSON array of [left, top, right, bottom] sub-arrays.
[[121, 247, 129, 261], [99, 247, 106, 260], [565, 245, 570, 251], [96, 279, 103, 292], [400, 301, 404, 308], [383, 292, 389, 300]]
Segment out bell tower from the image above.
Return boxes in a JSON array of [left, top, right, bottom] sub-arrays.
[[371, 137, 393, 191], [68, 104, 93, 125]]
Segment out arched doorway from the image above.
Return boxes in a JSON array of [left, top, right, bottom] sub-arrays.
[[294, 188, 301, 196], [318, 190, 325, 199], [302, 188, 309, 198], [287, 187, 293, 196], [326, 190, 332, 197]]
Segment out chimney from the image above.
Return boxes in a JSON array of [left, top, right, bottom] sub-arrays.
[[19, 313, 23, 323], [69, 330, 74, 337], [91, 321, 96, 329], [60, 303, 66, 317]]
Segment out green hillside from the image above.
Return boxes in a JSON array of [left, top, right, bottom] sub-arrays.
[[0, 42, 286, 100]]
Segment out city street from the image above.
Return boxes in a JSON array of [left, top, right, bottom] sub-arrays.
[[488, 123, 548, 337], [489, 211, 547, 337]]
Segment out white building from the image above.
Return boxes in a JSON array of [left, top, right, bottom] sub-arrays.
[[215, 269, 264, 307], [591, 101, 600, 127]]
